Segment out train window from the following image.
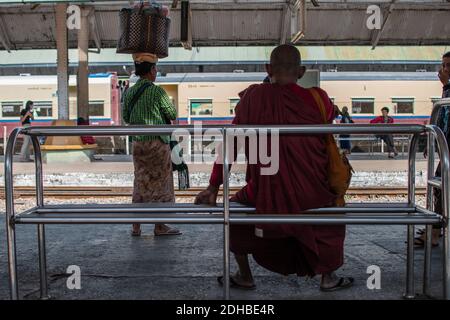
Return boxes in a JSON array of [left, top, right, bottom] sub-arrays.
[[392, 98, 414, 114], [1, 101, 23, 117], [89, 100, 105, 117], [190, 99, 213, 116], [431, 97, 442, 105], [351, 98, 374, 114], [33, 101, 53, 117], [230, 99, 239, 115], [169, 96, 175, 107]]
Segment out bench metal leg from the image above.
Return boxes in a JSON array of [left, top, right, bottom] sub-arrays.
[[423, 225, 433, 296], [38, 224, 50, 299], [31, 136, 50, 299], [223, 221, 230, 300], [405, 134, 418, 299], [404, 225, 416, 299], [444, 222, 450, 299], [6, 217, 19, 300]]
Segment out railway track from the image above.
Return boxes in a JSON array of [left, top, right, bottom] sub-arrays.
[[0, 186, 426, 199]]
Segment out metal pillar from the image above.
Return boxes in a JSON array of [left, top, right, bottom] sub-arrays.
[[55, 4, 69, 120], [77, 7, 91, 122]]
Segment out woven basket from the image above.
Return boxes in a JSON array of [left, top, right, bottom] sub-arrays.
[[117, 7, 170, 58]]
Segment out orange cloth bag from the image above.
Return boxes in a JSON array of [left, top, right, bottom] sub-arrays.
[[309, 88, 353, 207]]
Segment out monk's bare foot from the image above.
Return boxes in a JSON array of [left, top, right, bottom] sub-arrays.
[[231, 271, 255, 288], [320, 272, 339, 288], [218, 271, 255, 290]]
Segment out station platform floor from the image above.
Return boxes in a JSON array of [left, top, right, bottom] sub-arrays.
[[0, 219, 445, 300], [0, 153, 433, 175]]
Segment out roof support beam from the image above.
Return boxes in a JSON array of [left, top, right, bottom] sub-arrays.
[[371, 0, 397, 49], [0, 15, 11, 52], [291, 0, 305, 44], [180, 0, 192, 50], [77, 6, 91, 122], [279, 4, 289, 45], [89, 9, 102, 53], [55, 3, 69, 120]]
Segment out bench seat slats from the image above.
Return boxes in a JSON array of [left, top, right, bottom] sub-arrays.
[[31, 202, 416, 214], [14, 212, 441, 225]]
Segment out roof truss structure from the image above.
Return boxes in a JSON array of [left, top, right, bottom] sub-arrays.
[[0, 1, 448, 50]]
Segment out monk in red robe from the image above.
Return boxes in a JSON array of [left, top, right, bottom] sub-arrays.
[[195, 45, 353, 292]]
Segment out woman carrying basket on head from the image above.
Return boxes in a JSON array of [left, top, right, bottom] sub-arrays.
[[123, 53, 181, 237]]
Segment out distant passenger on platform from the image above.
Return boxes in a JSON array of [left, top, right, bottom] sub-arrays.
[[339, 106, 354, 154], [195, 44, 353, 292], [19, 100, 34, 162], [77, 117, 96, 145], [370, 107, 398, 158], [418, 51, 450, 247], [123, 53, 181, 237]]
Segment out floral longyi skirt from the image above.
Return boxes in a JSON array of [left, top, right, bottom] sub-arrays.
[[132, 140, 175, 203]]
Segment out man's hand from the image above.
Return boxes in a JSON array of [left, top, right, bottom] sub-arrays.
[[439, 68, 450, 87], [194, 184, 219, 206]]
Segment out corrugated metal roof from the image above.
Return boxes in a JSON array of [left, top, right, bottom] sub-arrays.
[[0, 1, 448, 48]]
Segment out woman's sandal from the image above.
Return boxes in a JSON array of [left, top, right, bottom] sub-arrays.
[[416, 228, 443, 238], [217, 276, 256, 290], [320, 277, 354, 292], [154, 227, 182, 236], [416, 228, 425, 235], [414, 237, 439, 248]]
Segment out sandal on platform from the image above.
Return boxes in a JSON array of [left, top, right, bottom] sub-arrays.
[[414, 237, 439, 248], [154, 227, 182, 236], [217, 276, 256, 290], [320, 277, 354, 292]]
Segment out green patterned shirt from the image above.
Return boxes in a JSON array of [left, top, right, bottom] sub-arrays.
[[122, 79, 176, 143]]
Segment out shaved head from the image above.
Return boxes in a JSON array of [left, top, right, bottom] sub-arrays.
[[270, 44, 301, 70], [266, 44, 305, 85]]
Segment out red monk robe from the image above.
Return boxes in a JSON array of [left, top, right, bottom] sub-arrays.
[[209, 82, 346, 277]]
